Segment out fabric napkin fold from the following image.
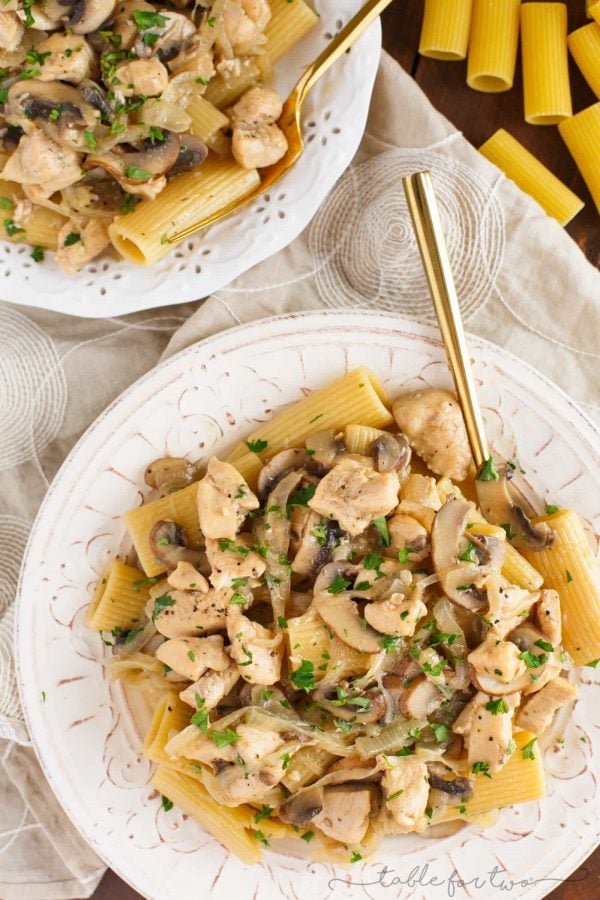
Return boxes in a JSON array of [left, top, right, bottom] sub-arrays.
[[0, 51, 599, 899]]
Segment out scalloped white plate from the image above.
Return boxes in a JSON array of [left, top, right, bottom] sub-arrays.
[[16, 311, 600, 900], [2, 2, 380, 318]]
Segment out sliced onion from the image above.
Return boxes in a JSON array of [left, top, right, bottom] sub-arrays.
[[112, 618, 156, 657], [134, 99, 191, 133], [433, 596, 468, 658]]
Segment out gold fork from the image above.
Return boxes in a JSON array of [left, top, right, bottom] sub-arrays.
[[169, 0, 395, 244]]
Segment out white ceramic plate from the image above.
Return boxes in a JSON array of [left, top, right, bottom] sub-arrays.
[[16, 311, 600, 900], [1, 2, 380, 318]]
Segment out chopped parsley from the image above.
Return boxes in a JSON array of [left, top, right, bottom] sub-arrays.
[[290, 659, 315, 692], [83, 130, 96, 150], [4, 219, 24, 237], [522, 737, 537, 760], [161, 795, 173, 812], [211, 728, 239, 748], [387, 789, 404, 802], [363, 552, 385, 577], [472, 761, 492, 778], [124, 165, 153, 181], [334, 719, 353, 733], [500, 523, 516, 540], [277, 615, 288, 629], [397, 546, 417, 565], [311, 519, 328, 546], [287, 483, 316, 509], [64, 232, 81, 247], [229, 592, 248, 606], [133, 10, 169, 29], [545, 504, 560, 515], [485, 698, 508, 715], [380, 635, 402, 653], [430, 723, 451, 743], [585, 659, 600, 668], [252, 829, 269, 846], [350, 851, 362, 863], [0, 197, 13, 210], [151, 593, 175, 621], [246, 438, 268, 453], [253, 806, 273, 824], [300, 830, 314, 842], [327, 574, 351, 594], [534, 638, 554, 653], [260, 689, 274, 701], [280, 752, 291, 770], [458, 541, 478, 563], [218, 539, 250, 557], [372, 516, 391, 546], [30, 245, 44, 262], [566, 570, 573, 583], [477, 456, 499, 481], [520, 650, 547, 668]]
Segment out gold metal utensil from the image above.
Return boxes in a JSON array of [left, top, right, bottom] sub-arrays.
[[169, 0, 395, 244]]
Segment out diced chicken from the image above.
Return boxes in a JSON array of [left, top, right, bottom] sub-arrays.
[[364, 591, 427, 637], [0, 11, 23, 51], [453, 690, 520, 774], [35, 34, 95, 84], [392, 389, 472, 482], [312, 785, 373, 845], [230, 86, 282, 126], [54, 219, 110, 275], [468, 634, 527, 684], [398, 674, 444, 719], [387, 513, 430, 563], [1, 129, 82, 194], [179, 657, 240, 709], [223, 0, 271, 55], [156, 634, 230, 680], [487, 584, 537, 639], [234, 724, 285, 764], [205, 535, 266, 590], [215, 762, 283, 805], [381, 755, 429, 831], [152, 587, 231, 638], [232, 123, 288, 169], [308, 458, 400, 537], [400, 474, 442, 511], [536, 589, 562, 647], [227, 608, 283, 684], [197, 457, 259, 540], [115, 57, 169, 98], [516, 676, 578, 735], [165, 724, 237, 765], [167, 561, 210, 592]]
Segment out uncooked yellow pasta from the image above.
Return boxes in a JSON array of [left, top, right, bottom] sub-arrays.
[[86, 560, 152, 631], [264, 0, 320, 65], [109, 158, 260, 266], [558, 103, 600, 213], [186, 95, 231, 154], [479, 129, 584, 226], [521, 3, 572, 124], [124, 482, 201, 577], [344, 424, 387, 456], [239, 368, 393, 458], [467, 0, 521, 92], [522, 509, 600, 666], [151, 766, 263, 864], [419, 0, 472, 60], [568, 23, 600, 98]]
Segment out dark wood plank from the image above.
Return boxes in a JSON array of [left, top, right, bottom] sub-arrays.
[[93, 4, 599, 897]]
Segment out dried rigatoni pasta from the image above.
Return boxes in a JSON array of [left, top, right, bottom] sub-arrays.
[[418, 0, 472, 60], [344, 424, 387, 455], [568, 23, 600, 98], [124, 482, 201, 577], [86, 559, 152, 630], [264, 0, 319, 65], [186, 95, 231, 154], [521, 3, 572, 124], [521, 509, 600, 665], [109, 157, 260, 265], [467, 0, 521, 92], [287, 609, 374, 681], [151, 766, 263, 864], [239, 368, 393, 459], [559, 103, 600, 212], [479, 129, 584, 226]]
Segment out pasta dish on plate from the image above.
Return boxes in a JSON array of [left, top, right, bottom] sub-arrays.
[[0, 0, 317, 272], [86, 368, 600, 864]]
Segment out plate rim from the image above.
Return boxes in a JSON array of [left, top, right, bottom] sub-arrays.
[[14, 308, 600, 899]]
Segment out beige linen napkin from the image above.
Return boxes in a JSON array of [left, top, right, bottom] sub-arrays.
[[1, 52, 599, 899]]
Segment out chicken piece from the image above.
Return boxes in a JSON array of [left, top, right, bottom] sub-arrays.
[[227, 608, 284, 684], [0, 11, 23, 51], [364, 592, 427, 637], [152, 587, 232, 638], [215, 762, 283, 805], [387, 513, 430, 563], [35, 34, 95, 84], [516, 676, 577, 735], [486, 584, 537, 639], [54, 220, 110, 275], [308, 458, 400, 537], [312, 785, 373, 845], [1, 129, 82, 194], [222, 0, 271, 56], [197, 457, 259, 540], [205, 535, 266, 590], [468, 634, 527, 684], [156, 634, 230, 680], [232, 123, 288, 169], [230, 86, 282, 126], [179, 657, 240, 709], [536, 589, 562, 647], [400, 474, 442, 511], [398, 674, 444, 718], [115, 57, 169, 97], [165, 725, 237, 766], [453, 690, 520, 774], [167, 561, 210, 592], [234, 724, 285, 765], [392, 389, 472, 482], [381, 755, 429, 831]]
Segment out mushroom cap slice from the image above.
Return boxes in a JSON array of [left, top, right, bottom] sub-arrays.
[[439, 563, 489, 613], [144, 456, 200, 494], [370, 432, 412, 473], [256, 448, 325, 498], [431, 498, 472, 573], [149, 519, 207, 572], [278, 784, 324, 827], [67, 0, 118, 34], [87, 131, 182, 181], [5, 80, 97, 132], [475, 464, 555, 552], [313, 592, 383, 653]]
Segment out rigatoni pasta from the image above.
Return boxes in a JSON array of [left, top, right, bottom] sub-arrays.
[[589, 0, 600, 23], [86, 560, 153, 631], [125, 482, 201, 577], [568, 23, 600, 99], [263, 0, 320, 65], [479, 129, 584, 226], [419, 0, 473, 61], [521, 3, 572, 124], [558, 103, 600, 213], [467, 0, 521, 92]]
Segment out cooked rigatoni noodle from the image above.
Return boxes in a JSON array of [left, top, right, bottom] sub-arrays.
[[479, 129, 584, 225], [143, 694, 193, 763], [226, 450, 263, 491], [568, 23, 600, 98], [86, 560, 152, 631], [110, 652, 167, 700], [204, 58, 266, 109], [239, 368, 393, 458], [186, 95, 231, 154], [344, 424, 387, 456], [418, 0, 472, 60], [467, 0, 521, 92], [521, 509, 600, 666], [151, 766, 263, 864], [287, 609, 374, 680], [109, 158, 260, 265], [124, 482, 201, 577], [558, 103, 600, 212], [521, 3, 572, 124], [589, 0, 600, 22], [467, 515, 544, 590], [264, 0, 320, 65], [0, 179, 67, 249]]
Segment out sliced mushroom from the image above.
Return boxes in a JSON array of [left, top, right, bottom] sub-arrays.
[[312, 783, 377, 845], [278, 784, 324, 827], [316, 684, 387, 724], [256, 448, 325, 499], [398, 675, 444, 719], [371, 432, 412, 473], [79, 79, 114, 121], [431, 498, 472, 573], [439, 564, 488, 613], [475, 463, 555, 552], [364, 591, 427, 637], [305, 429, 346, 468], [149, 519, 206, 572], [313, 592, 383, 653], [5, 80, 97, 134], [144, 456, 201, 494], [167, 134, 208, 178], [87, 131, 182, 181], [427, 769, 473, 799], [312, 560, 359, 595], [291, 511, 343, 578], [66, 0, 118, 35], [467, 529, 506, 570]]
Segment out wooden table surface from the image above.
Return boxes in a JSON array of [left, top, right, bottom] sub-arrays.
[[93, 2, 599, 898]]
